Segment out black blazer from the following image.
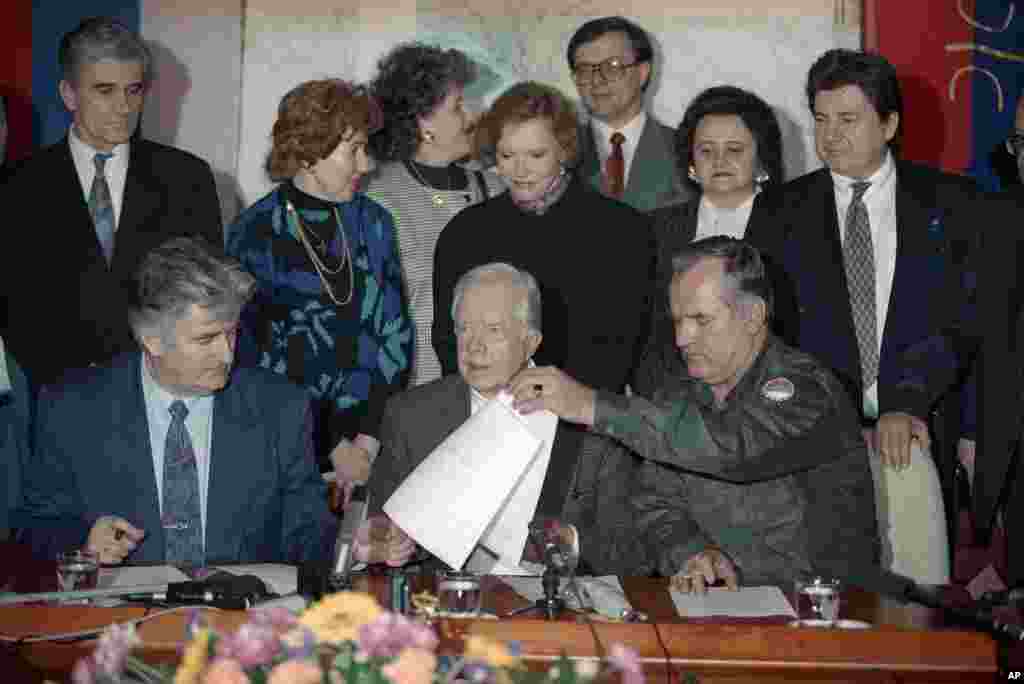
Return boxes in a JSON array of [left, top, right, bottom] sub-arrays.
[[745, 160, 980, 421], [0, 137, 222, 388], [976, 188, 1024, 582]]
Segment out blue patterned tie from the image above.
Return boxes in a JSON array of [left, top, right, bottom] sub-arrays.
[[163, 400, 204, 567], [843, 181, 878, 389], [88, 152, 116, 264]]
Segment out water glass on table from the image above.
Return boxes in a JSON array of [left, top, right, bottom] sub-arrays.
[[56, 549, 100, 596], [438, 571, 483, 617], [791, 575, 841, 627]]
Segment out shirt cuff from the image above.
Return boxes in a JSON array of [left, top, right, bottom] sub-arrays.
[[353, 434, 381, 464]]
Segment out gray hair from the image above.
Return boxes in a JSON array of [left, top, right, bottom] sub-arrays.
[[451, 263, 542, 334], [672, 236, 773, 320], [129, 237, 256, 344], [59, 17, 153, 85]]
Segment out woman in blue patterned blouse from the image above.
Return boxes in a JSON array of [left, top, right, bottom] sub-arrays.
[[228, 79, 412, 480]]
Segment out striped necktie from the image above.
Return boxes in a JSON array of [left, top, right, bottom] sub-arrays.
[[89, 152, 115, 264], [843, 181, 878, 389], [605, 132, 626, 199]]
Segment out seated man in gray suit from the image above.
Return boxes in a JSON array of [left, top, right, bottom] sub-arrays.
[[362, 263, 639, 574], [17, 238, 336, 567], [568, 16, 690, 212]]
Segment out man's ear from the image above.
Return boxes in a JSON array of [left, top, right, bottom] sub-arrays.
[[526, 330, 543, 358], [58, 80, 78, 113], [745, 298, 768, 334]]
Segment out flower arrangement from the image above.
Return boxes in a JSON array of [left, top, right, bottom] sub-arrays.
[[72, 592, 646, 684]]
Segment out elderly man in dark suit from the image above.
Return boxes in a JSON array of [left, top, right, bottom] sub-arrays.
[[16, 238, 335, 566], [0, 17, 222, 390], [746, 49, 981, 584], [362, 262, 639, 575], [567, 16, 690, 213]]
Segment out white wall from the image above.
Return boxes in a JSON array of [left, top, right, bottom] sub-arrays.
[[139, 0, 861, 221]]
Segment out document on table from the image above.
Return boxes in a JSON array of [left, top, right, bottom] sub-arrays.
[[669, 585, 797, 618], [384, 396, 543, 570], [100, 564, 298, 595]]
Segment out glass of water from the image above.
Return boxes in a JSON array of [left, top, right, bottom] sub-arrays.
[[437, 571, 482, 617], [56, 550, 100, 594], [792, 575, 841, 626]]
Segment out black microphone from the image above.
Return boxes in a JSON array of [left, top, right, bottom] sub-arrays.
[[126, 573, 270, 609], [817, 561, 1024, 641]]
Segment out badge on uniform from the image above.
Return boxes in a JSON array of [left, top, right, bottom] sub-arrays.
[[762, 377, 795, 402]]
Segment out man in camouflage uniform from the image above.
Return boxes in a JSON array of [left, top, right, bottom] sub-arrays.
[[512, 237, 878, 590]]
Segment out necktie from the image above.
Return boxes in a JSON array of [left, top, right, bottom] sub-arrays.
[[89, 153, 115, 264], [163, 400, 204, 567], [605, 132, 626, 199], [843, 181, 878, 390]]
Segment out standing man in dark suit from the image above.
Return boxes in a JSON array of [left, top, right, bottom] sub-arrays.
[[746, 49, 980, 584], [363, 263, 639, 575], [567, 16, 690, 213], [16, 238, 335, 566], [0, 17, 222, 390]]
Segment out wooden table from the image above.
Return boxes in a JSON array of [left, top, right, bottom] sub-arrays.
[[1, 565, 1013, 684]]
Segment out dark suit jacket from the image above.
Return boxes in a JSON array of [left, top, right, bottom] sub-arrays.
[[0, 137, 223, 388], [16, 354, 337, 565], [367, 374, 640, 574], [0, 347, 30, 541], [578, 115, 692, 213], [976, 188, 1024, 582], [746, 160, 979, 422]]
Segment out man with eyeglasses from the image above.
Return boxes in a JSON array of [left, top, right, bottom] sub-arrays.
[[567, 16, 690, 213]]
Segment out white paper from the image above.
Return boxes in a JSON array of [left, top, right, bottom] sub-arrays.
[[477, 395, 557, 566], [669, 585, 797, 618], [98, 565, 189, 589], [502, 575, 630, 618], [383, 397, 542, 570]]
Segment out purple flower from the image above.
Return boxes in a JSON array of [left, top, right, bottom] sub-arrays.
[[607, 644, 643, 684], [249, 606, 300, 631], [93, 623, 140, 678], [357, 612, 438, 658], [71, 658, 96, 684], [216, 622, 281, 667]]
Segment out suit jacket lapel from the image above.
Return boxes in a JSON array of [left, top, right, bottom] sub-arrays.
[[206, 372, 264, 562], [624, 118, 671, 205], [579, 122, 602, 192], [115, 141, 162, 269], [108, 356, 164, 555]]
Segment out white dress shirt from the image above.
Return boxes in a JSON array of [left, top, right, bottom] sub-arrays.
[[140, 354, 214, 546], [694, 190, 759, 241], [592, 111, 647, 188], [831, 151, 898, 418], [68, 125, 130, 229]]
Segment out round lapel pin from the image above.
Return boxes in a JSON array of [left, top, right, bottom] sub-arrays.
[[762, 377, 795, 402]]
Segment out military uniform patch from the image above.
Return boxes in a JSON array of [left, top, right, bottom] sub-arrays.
[[762, 377, 795, 402]]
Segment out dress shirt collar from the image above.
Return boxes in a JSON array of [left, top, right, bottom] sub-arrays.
[[695, 188, 759, 241], [139, 353, 210, 417], [68, 124, 130, 173], [592, 111, 647, 161], [829, 149, 895, 202], [468, 359, 536, 415]]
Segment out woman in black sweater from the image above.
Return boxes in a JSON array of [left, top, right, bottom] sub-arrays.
[[432, 82, 654, 393]]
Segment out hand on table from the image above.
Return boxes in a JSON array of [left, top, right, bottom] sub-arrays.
[[875, 412, 930, 471], [87, 516, 144, 565], [671, 548, 738, 594], [353, 514, 416, 567]]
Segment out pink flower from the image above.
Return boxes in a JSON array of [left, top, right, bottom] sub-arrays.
[[381, 648, 437, 684], [358, 612, 438, 658], [607, 644, 643, 684], [266, 659, 322, 684], [249, 606, 299, 632], [202, 658, 249, 684], [215, 623, 280, 667], [71, 658, 95, 684]]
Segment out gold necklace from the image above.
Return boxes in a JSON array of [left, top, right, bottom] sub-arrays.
[[406, 160, 451, 207], [285, 200, 354, 306]]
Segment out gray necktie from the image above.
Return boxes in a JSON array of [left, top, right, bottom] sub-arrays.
[[163, 400, 204, 567], [843, 181, 878, 389], [89, 152, 115, 264]]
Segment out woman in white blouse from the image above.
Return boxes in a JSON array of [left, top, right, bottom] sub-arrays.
[[634, 86, 784, 397]]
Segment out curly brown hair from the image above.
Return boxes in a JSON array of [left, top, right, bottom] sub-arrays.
[[474, 82, 579, 167], [266, 79, 382, 181]]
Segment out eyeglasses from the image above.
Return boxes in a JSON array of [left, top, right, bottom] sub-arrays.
[[572, 58, 641, 84], [1007, 132, 1024, 157]]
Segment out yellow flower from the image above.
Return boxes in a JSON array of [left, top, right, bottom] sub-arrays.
[[463, 635, 519, 668], [174, 628, 212, 684], [297, 591, 383, 643]]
